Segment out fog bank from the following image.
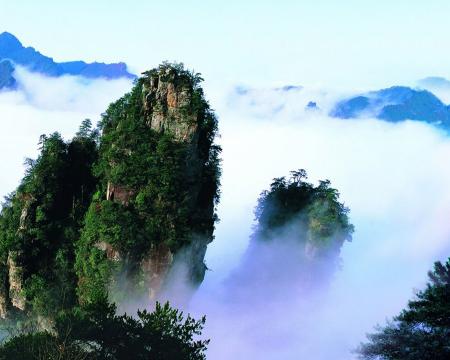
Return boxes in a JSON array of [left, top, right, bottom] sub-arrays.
[[1, 79, 450, 359], [190, 87, 450, 359]]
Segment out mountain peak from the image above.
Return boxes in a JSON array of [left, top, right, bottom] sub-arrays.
[[0, 31, 21, 42], [0, 31, 136, 85], [0, 32, 23, 54], [418, 76, 450, 89], [330, 86, 450, 128]]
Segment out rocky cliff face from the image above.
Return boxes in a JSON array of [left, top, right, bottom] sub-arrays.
[[0, 195, 32, 318], [0, 63, 219, 323], [6, 251, 25, 311], [77, 63, 221, 304], [118, 67, 213, 299], [143, 75, 196, 139], [0, 253, 25, 318]]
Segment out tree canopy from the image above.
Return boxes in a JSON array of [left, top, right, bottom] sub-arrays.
[[0, 123, 98, 320], [253, 170, 354, 264], [0, 299, 209, 360], [357, 259, 450, 360]]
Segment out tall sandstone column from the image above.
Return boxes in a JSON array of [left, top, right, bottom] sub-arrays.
[[77, 63, 221, 305]]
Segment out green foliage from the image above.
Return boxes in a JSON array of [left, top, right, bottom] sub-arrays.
[[75, 200, 143, 305], [76, 62, 221, 303], [94, 63, 220, 248], [357, 259, 450, 359], [142, 61, 204, 90], [75, 245, 113, 306], [254, 169, 353, 260], [0, 300, 209, 360], [0, 63, 220, 340], [0, 123, 98, 320], [76, 118, 99, 141], [0, 331, 87, 360], [82, 200, 146, 256]]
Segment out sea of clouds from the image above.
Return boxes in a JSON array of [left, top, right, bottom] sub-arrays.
[[1, 69, 450, 359], [193, 84, 450, 359]]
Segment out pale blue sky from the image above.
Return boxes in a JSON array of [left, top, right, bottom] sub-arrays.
[[1, 1, 450, 88], [2, 5, 450, 356]]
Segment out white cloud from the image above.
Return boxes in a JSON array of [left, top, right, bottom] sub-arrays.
[[0, 68, 133, 199], [185, 87, 450, 359], [12, 66, 133, 112], [2, 74, 450, 359]]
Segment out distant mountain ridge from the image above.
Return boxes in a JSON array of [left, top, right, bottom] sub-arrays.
[[0, 31, 135, 89], [418, 76, 450, 89], [330, 86, 450, 129]]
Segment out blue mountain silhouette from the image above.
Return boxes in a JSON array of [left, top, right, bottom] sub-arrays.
[[0, 32, 135, 89], [331, 86, 450, 129]]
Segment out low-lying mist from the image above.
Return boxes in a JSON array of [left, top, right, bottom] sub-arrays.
[[186, 87, 450, 359], [0, 67, 133, 199], [2, 78, 450, 359]]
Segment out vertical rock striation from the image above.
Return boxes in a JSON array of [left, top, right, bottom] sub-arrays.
[[6, 251, 25, 310]]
